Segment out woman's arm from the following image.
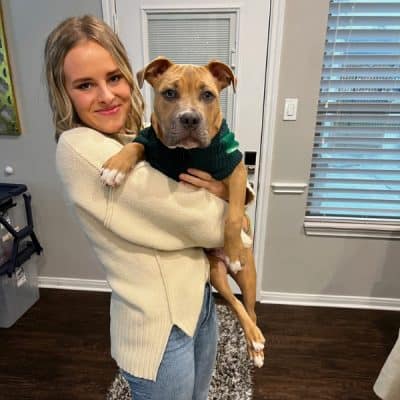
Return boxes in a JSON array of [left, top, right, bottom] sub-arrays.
[[56, 127, 226, 251]]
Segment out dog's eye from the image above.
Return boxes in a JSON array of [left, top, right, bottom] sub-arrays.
[[162, 89, 178, 99], [201, 91, 215, 102]]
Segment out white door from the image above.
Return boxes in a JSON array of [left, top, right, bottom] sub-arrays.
[[103, 0, 271, 292]]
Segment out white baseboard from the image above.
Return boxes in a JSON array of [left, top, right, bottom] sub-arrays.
[[38, 276, 111, 292], [260, 291, 400, 311], [38, 277, 400, 311]]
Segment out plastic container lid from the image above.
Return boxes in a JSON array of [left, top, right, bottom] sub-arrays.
[[0, 183, 27, 205]]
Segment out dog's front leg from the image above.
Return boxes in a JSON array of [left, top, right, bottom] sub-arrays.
[[101, 142, 145, 187], [223, 161, 247, 273]]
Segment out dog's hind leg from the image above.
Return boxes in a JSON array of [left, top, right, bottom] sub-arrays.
[[208, 254, 265, 367], [230, 247, 257, 324]]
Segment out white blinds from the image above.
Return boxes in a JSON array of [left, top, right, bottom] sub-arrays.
[[147, 12, 236, 122], [305, 0, 400, 219]]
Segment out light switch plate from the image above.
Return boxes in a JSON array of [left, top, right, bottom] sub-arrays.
[[283, 98, 298, 121]]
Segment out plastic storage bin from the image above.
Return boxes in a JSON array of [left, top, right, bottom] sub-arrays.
[[0, 183, 42, 328], [0, 256, 39, 328]]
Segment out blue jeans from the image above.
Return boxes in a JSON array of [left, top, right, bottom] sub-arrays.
[[121, 283, 218, 400]]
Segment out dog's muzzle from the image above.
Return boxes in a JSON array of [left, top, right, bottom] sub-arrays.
[[163, 110, 210, 149]]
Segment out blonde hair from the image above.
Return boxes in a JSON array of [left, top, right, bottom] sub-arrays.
[[44, 15, 144, 141]]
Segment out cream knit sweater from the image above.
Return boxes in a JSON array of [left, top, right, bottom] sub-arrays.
[[56, 127, 227, 380]]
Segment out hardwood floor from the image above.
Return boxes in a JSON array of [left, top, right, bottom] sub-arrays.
[[254, 301, 399, 400], [0, 289, 399, 399]]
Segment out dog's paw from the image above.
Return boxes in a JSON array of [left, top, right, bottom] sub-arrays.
[[245, 325, 265, 368], [100, 168, 126, 187], [225, 258, 242, 274], [251, 341, 265, 368], [252, 341, 265, 352], [241, 229, 253, 248], [253, 354, 264, 368]]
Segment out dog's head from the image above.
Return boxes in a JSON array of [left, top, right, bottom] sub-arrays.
[[137, 57, 236, 149]]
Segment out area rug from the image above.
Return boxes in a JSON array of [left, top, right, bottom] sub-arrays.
[[106, 303, 254, 399]]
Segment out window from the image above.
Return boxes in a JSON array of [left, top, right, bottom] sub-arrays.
[[304, 0, 400, 238]]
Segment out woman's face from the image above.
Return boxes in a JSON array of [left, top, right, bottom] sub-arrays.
[[63, 40, 131, 134]]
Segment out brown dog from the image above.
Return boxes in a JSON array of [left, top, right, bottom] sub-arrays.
[[101, 57, 265, 366]]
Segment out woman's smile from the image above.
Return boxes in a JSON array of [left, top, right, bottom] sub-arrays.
[[95, 105, 122, 115]]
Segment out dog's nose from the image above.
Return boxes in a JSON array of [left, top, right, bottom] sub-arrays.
[[179, 111, 201, 129]]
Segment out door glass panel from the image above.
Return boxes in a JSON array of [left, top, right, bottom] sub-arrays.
[[147, 11, 237, 124]]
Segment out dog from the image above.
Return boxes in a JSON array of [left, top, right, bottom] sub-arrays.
[[101, 57, 265, 367]]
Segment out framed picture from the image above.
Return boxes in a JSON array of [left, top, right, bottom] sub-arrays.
[[0, 2, 20, 136]]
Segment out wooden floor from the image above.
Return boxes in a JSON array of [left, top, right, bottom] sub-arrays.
[[0, 289, 399, 400]]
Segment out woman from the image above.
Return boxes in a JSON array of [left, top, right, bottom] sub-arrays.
[[45, 15, 233, 400]]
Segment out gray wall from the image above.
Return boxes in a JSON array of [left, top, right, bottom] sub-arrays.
[[0, 0, 105, 280]]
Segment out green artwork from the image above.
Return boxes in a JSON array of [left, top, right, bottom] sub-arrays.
[[0, 4, 20, 135]]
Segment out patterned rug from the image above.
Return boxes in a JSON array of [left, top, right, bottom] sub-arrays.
[[106, 304, 254, 399]]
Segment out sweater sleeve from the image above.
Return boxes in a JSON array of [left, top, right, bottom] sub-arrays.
[[56, 127, 226, 251]]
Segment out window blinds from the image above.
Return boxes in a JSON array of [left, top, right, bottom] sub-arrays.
[[147, 12, 236, 122], [305, 0, 400, 219]]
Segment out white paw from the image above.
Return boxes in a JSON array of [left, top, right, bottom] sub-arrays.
[[252, 341, 264, 352], [241, 230, 253, 248], [226, 258, 242, 274], [253, 354, 264, 368], [100, 168, 126, 187], [114, 171, 126, 185]]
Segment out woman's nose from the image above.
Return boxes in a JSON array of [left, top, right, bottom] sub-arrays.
[[97, 83, 115, 103]]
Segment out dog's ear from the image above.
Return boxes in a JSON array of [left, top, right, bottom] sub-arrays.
[[136, 57, 174, 88], [206, 61, 237, 93]]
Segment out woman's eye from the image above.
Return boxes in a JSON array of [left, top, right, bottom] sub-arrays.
[[77, 82, 92, 90], [202, 91, 215, 101], [109, 74, 122, 83], [162, 89, 178, 99]]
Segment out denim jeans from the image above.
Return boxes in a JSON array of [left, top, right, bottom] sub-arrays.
[[120, 283, 218, 400]]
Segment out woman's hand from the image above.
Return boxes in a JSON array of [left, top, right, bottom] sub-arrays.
[[179, 168, 228, 200]]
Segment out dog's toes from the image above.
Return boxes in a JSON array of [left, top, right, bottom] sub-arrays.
[[247, 342, 264, 368], [114, 172, 126, 186], [226, 258, 242, 274], [101, 168, 114, 186], [252, 341, 264, 352], [253, 353, 264, 368], [101, 168, 122, 187]]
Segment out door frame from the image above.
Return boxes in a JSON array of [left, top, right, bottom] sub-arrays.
[[102, 0, 286, 300], [252, 0, 286, 299]]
